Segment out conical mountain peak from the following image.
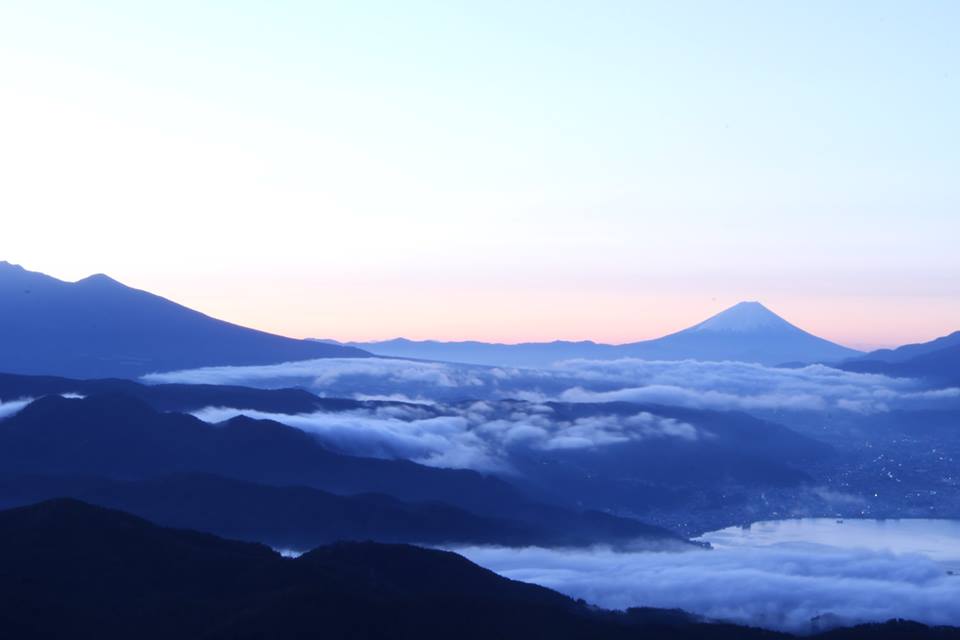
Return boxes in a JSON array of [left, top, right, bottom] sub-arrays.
[[688, 301, 792, 333], [75, 273, 123, 287]]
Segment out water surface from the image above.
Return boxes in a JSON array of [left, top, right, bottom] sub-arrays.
[[699, 518, 960, 567]]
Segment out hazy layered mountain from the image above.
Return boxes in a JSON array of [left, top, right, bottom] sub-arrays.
[[0, 393, 522, 510], [0, 499, 946, 640], [836, 329, 960, 385], [0, 373, 832, 530], [329, 302, 862, 367], [0, 472, 684, 550], [0, 261, 368, 378], [487, 400, 830, 526], [852, 331, 960, 364], [841, 341, 960, 386], [0, 393, 684, 547]]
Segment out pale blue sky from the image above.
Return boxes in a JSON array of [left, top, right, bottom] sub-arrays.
[[1, 1, 957, 347]]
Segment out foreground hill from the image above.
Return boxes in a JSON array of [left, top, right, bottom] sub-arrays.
[[0, 261, 368, 378], [333, 302, 861, 367], [0, 499, 952, 640]]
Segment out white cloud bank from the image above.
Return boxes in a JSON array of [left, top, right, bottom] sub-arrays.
[[140, 356, 960, 471], [145, 357, 960, 415], [144, 357, 485, 389], [454, 542, 960, 633], [552, 359, 960, 414], [0, 398, 34, 420], [193, 404, 698, 472]]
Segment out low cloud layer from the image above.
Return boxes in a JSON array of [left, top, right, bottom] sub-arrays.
[[146, 357, 960, 416], [0, 398, 33, 420], [144, 357, 486, 393], [193, 404, 698, 471], [141, 356, 960, 473], [553, 359, 960, 414], [454, 543, 960, 633]]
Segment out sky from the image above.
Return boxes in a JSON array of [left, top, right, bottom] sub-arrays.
[[1, 1, 957, 349]]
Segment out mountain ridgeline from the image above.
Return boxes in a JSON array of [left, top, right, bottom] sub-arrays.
[[2, 261, 959, 637], [1, 263, 867, 372], [328, 302, 863, 367], [0, 372, 832, 536], [0, 499, 953, 640], [0, 261, 369, 378], [840, 331, 960, 385], [0, 382, 690, 549]]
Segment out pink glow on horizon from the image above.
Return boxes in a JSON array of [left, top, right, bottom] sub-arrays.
[[19, 264, 957, 351], [148, 278, 953, 351]]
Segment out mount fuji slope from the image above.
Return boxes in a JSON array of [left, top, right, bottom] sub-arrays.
[[0, 262, 369, 379], [334, 302, 861, 367], [615, 301, 862, 365]]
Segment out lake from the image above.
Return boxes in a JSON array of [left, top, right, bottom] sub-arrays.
[[699, 517, 960, 568]]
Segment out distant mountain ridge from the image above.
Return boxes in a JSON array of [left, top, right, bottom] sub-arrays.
[[840, 331, 960, 385], [0, 390, 686, 547], [0, 472, 682, 550], [852, 331, 960, 364], [328, 301, 862, 367], [0, 372, 830, 532], [0, 261, 369, 378]]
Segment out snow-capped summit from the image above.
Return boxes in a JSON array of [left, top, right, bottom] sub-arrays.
[[689, 301, 790, 333]]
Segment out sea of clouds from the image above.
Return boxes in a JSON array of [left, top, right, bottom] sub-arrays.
[[454, 540, 960, 633], [144, 356, 960, 414], [138, 356, 960, 472], [4, 358, 955, 473], [3, 358, 958, 633], [192, 403, 698, 472]]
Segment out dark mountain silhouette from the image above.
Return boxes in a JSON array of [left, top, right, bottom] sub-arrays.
[[0, 373, 829, 526], [0, 393, 527, 509], [853, 331, 960, 364], [0, 261, 369, 378], [0, 393, 683, 546], [851, 345, 960, 386], [815, 621, 960, 640], [0, 472, 682, 549], [840, 331, 960, 385], [0, 499, 950, 640], [331, 301, 861, 366]]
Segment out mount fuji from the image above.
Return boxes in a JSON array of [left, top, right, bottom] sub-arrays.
[[329, 301, 862, 367]]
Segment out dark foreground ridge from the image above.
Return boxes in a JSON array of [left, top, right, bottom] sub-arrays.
[[0, 499, 956, 640]]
